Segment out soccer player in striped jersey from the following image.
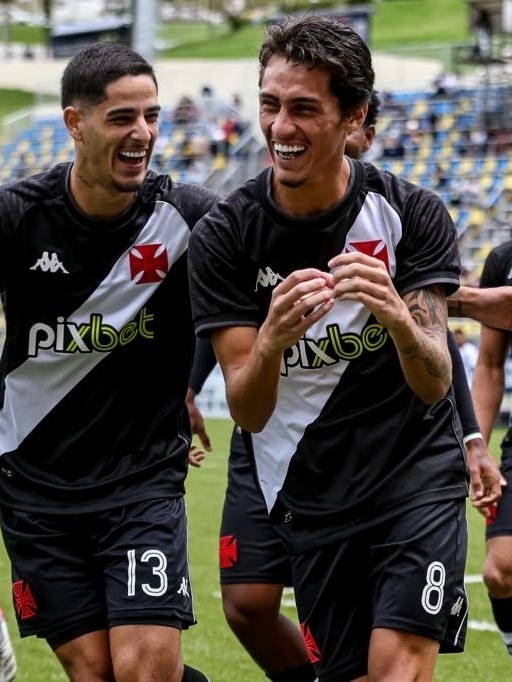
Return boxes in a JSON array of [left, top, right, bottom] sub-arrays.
[[0, 41, 217, 682], [189, 15, 472, 681]]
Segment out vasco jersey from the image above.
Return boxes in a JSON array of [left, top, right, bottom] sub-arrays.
[[189, 160, 469, 535], [0, 162, 219, 513], [479, 239, 512, 414], [479, 239, 512, 291]]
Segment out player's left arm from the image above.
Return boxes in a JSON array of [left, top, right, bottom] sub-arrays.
[[398, 284, 452, 403], [329, 250, 451, 404]]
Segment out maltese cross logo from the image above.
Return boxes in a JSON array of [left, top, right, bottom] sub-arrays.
[[219, 534, 238, 569], [344, 239, 389, 272], [129, 243, 169, 284], [13, 579, 38, 620]]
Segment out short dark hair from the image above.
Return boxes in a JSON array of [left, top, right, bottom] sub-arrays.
[[259, 14, 375, 116], [364, 90, 381, 128], [60, 41, 158, 109]]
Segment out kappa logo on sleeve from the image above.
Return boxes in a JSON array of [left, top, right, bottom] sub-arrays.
[[344, 239, 390, 272], [12, 579, 38, 620], [129, 243, 169, 284]]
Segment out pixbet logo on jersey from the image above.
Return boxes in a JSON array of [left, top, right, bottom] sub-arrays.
[[27, 308, 154, 357]]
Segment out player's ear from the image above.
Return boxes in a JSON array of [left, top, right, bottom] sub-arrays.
[[362, 124, 376, 152], [63, 106, 83, 141], [348, 103, 367, 133]]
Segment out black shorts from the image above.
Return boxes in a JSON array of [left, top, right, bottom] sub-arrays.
[[282, 500, 468, 682], [0, 497, 196, 650], [486, 432, 512, 539], [219, 430, 292, 586]]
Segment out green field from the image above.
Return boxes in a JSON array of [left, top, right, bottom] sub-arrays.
[[157, 0, 469, 59], [1, 419, 511, 681]]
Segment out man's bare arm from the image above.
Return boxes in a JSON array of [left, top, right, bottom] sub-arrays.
[[448, 286, 512, 329]]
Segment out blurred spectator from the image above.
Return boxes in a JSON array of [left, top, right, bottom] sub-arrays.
[[470, 128, 488, 155], [431, 72, 458, 98], [222, 117, 239, 156], [172, 96, 199, 125], [427, 108, 440, 142], [177, 130, 209, 170], [403, 118, 422, 155], [381, 119, 406, 158], [434, 163, 450, 190], [380, 91, 407, 117], [205, 118, 226, 157], [229, 93, 244, 119], [199, 84, 217, 121], [152, 129, 171, 172], [457, 129, 472, 156], [450, 175, 480, 206], [228, 93, 249, 136], [473, 8, 492, 61], [489, 127, 512, 154]]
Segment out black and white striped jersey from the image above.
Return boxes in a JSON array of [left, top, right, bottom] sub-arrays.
[[0, 162, 219, 513], [189, 159, 469, 535]]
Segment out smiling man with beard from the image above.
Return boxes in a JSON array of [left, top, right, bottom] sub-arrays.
[[0, 41, 217, 682]]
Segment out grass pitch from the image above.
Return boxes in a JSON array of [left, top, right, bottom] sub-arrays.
[[0, 419, 511, 680]]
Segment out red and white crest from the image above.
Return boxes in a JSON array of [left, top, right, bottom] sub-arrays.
[[344, 239, 390, 272], [129, 243, 169, 284]]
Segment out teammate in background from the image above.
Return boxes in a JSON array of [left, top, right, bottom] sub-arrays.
[[470, 240, 512, 662], [448, 285, 512, 330], [0, 608, 16, 682], [344, 89, 379, 159], [186, 86, 502, 681], [0, 42, 217, 682], [189, 15, 473, 679]]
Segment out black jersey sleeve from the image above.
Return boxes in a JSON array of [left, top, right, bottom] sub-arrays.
[[189, 184, 262, 337], [390, 181, 461, 296], [479, 239, 512, 288]]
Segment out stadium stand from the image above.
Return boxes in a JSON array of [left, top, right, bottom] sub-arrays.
[[2, 83, 512, 415], [1, 84, 512, 284]]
